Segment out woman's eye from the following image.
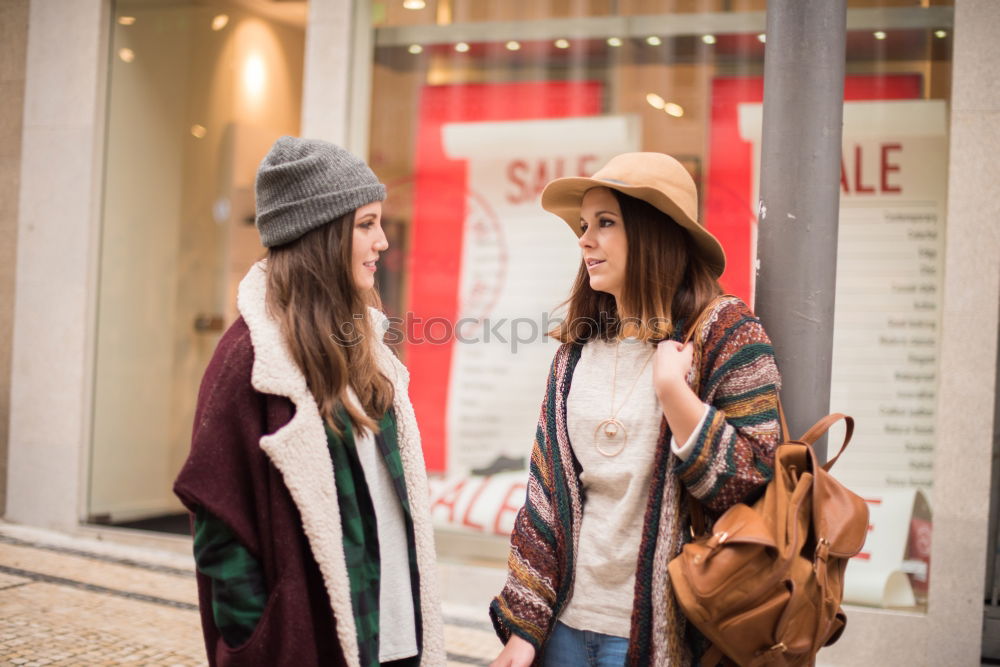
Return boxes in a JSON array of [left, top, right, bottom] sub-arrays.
[[579, 222, 589, 233], [599, 218, 615, 228]]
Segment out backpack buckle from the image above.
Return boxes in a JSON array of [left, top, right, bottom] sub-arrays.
[[708, 531, 729, 548], [695, 532, 730, 565], [754, 642, 788, 659], [701, 531, 728, 555], [814, 537, 830, 562], [814, 538, 831, 580]]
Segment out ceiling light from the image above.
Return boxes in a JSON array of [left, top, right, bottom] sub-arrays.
[[874, 31, 887, 40], [243, 53, 266, 98], [646, 36, 662, 46], [664, 103, 684, 118], [646, 93, 665, 110], [554, 39, 570, 49], [191, 125, 207, 139], [408, 44, 423, 54], [455, 42, 470, 53], [117, 16, 136, 26], [757, 33, 766, 43], [702, 34, 717, 45], [118, 48, 135, 63], [934, 30, 947, 39], [607, 37, 622, 47], [212, 14, 229, 31], [403, 0, 426, 9], [506, 40, 521, 51]]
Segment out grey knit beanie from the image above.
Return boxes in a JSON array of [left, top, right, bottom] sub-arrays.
[[254, 136, 386, 248]]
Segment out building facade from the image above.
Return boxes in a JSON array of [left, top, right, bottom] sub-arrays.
[[1, 0, 998, 662]]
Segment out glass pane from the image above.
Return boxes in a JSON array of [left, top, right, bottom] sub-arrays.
[[824, 23, 952, 613], [369, 0, 952, 613], [90, 0, 307, 532]]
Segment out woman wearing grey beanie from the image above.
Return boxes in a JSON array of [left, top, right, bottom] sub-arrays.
[[174, 136, 444, 667]]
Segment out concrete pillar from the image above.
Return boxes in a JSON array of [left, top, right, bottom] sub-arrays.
[[925, 0, 1000, 662], [0, 0, 31, 519], [6, 0, 109, 529], [754, 0, 847, 456], [301, 0, 368, 153], [821, 1, 1000, 663]]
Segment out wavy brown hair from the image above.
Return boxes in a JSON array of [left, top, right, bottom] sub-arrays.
[[550, 189, 721, 344], [265, 212, 393, 435]]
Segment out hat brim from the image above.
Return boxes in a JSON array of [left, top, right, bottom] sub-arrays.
[[541, 176, 727, 278]]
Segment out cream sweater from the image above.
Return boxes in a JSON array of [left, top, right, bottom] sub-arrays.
[[559, 338, 707, 638]]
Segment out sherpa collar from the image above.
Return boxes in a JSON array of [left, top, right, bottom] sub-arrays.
[[235, 260, 444, 666]]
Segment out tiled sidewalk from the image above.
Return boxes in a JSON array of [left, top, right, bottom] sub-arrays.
[[0, 523, 502, 666]]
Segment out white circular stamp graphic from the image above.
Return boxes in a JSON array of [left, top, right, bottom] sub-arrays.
[[457, 188, 507, 340]]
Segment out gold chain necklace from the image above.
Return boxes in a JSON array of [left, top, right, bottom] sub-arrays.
[[594, 340, 655, 457]]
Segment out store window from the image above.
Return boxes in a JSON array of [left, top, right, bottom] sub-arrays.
[[368, 0, 952, 612], [89, 0, 308, 533]]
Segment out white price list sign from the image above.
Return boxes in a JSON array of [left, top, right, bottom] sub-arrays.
[[739, 100, 947, 495], [829, 101, 946, 494]]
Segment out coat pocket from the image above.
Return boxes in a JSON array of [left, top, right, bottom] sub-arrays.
[[215, 574, 286, 667]]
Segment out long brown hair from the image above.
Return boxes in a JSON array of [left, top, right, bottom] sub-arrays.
[[550, 189, 721, 344], [265, 212, 393, 435]]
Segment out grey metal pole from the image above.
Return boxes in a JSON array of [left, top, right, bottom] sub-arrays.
[[754, 0, 848, 461]]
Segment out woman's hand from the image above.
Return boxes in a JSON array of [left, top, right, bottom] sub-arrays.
[[490, 634, 536, 667], [652, 340, 694, 400], [653, 340, 705, 446]]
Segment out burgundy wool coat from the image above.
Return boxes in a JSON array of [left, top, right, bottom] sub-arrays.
[[174, 261, 445, 667]]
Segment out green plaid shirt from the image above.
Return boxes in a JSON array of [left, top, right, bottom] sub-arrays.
[[192, 508, 268, 647], [193, 407, 421, 665]]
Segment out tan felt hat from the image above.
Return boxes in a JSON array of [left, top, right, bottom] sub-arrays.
[[540, 152, 726, 277]]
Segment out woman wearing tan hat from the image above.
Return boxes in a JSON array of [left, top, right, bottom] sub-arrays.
[[489, 153, 783, 666], [174, 137, 444, 667]]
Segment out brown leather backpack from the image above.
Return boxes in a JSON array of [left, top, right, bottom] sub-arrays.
[[668, 412, 869, 666]]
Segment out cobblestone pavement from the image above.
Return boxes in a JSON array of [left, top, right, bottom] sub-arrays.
[[0, 523, 501, 666]]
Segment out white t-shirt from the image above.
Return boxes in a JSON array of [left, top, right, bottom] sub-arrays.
[[348, 389, 418, 662], [559, 338, 708, 638]]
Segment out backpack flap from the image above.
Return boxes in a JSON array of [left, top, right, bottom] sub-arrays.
[[680, 503, 778, 600], [797, 415, 869, 558], [812, 466, 869, 558]]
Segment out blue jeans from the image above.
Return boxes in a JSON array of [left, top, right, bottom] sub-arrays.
[[541, 621, 629, 667]]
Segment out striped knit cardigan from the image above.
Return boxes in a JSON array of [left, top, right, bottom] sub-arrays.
[[489, 296, 783, 665]]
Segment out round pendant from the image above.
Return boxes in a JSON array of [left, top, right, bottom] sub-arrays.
[[594, 418, 628, 457]]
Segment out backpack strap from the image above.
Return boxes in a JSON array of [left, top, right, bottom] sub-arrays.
[[685, 396, 791, 538], [682, 294, 735, 345], [687, 488, 707, 537], [700, 643, 726, 667], [777, 396, 790, 443], [797, 413, 855, 471]]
